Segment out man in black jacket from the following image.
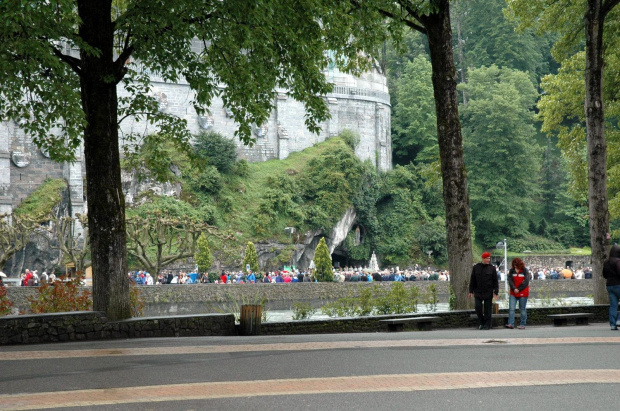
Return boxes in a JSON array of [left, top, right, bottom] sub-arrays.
[[469, 252, 499, 330], [603, 244, 620, 330]]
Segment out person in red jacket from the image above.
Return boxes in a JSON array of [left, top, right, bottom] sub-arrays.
[[506, 257, 530, 329]]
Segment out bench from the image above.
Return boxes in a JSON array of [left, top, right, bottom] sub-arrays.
[[380, 316, 439, 332], [548, 313, 593, 326], [469, 313, 519, 327]]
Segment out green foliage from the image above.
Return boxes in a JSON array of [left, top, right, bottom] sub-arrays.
[[14, 179, 66, 222], [123, 134, 193, 183], [392, 55, 437, 166], [460, 65, 542, 246], [275, 245, 296, 266], [234, 159, 250, 178], [458, 0, 558, 85], [0, 285, 14, 316], [508, 236, 567, 254], [129, 283, 145, 317], [0, 1, 392, 160], [321, 284, 420, 318], [193, 131, 238, 174], [191, 165, 223, 196], [356, 287, 375, 316], [320, 295, 359, 317], [339, 129, 361, 151], [344, 232, 371, 262], [448, 283, 456, 311], [412, 216, 448, 264], [195, 233, 213, 274], [371, 164, 431, 266], [27, 277, 92, 314], [242, 242, 259, 274], [313, 237, 333, 282], [291, 302, 316, 320], [300, 146, 364, 230], [423, 283, 438, 312], [375, 282, 418, 315]]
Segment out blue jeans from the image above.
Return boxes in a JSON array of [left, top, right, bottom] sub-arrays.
[[508, 295, 527, 326], [606, 285, 620, 327]]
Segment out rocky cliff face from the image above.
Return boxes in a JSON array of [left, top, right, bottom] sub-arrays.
[[253, 207, 357, 271], [121, 169, 182, 206], [2, 190, 72, 277]]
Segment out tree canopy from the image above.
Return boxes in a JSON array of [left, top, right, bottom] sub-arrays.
[[461, 65, 541, 246], [0, 0, 391, 318]]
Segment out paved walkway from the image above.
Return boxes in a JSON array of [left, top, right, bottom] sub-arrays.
[[3, 369, 620, 409], [1, 325, 619, 410]]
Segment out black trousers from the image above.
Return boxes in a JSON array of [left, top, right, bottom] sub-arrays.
[[475, 297, 493, 328]]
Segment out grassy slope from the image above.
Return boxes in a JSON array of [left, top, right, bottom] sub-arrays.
[[14, 179, 67, 221], [216, 138, 349, 244]]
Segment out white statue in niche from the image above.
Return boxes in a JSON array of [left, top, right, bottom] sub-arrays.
[[198, 114, 214, 130], [40, 146, 50, 158], [153, 92, 168, 112], [369, 251, 379, 272], [254, 123, 268, 138], [277, 125, 288, 139]]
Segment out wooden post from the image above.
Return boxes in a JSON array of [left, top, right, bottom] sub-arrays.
[[240, 304, 262, 335]]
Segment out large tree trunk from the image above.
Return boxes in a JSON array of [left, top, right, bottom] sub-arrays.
[[584, 0, 610, 304], [78, 0, 131, 320], [420, 0, 473, 309]]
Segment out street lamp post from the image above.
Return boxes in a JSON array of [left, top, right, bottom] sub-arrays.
[[496, 239, 508, 297]]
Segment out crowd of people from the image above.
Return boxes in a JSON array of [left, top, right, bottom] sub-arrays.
[[13, 269, 56, 287], [126, 263, 593, 286], [5, 262, 592, 288]]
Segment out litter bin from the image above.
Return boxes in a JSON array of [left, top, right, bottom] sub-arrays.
[[239, 305, 262, 335]]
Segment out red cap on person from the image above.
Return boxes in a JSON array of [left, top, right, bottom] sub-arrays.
[[481, 252, 491, 259]]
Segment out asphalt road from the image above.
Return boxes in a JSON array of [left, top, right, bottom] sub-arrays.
[[1, 324, 619, 410]]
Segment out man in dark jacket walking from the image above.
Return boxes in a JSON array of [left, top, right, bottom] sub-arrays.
[[603, 244, 620, 330], [469, 252, 499, 330]]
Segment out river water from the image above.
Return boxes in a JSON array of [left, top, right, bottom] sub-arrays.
[[263, 296, 594, 322]]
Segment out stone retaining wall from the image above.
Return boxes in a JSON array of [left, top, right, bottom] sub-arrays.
[[5, 279, 598, 317], [1, 304, 611, 345], [260, 304, 611, 335], [0, 311, 235, 345]]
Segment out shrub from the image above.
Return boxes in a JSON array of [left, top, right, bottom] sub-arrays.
[[195, 233, 213, 274], [313, 237, 333, 282], [449, 283, 456, 311], [130, 283, 145, 317], [193, 131, 238, 173], [28, 277, 92, 313], [292, 302, 316, 320], [339, 129, 360, 151], [14, 178, 67, 222], [0, 285, 14, 316], [242, 242, 259, 274], [356, 287, 374, 316], [192, 165, 223, 195], [423, 283, 438, 312], [234, 159, 250, 177], [321, 296, 358, 317], [509, 236, 566, 253], [374, 283, 418, 315]]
